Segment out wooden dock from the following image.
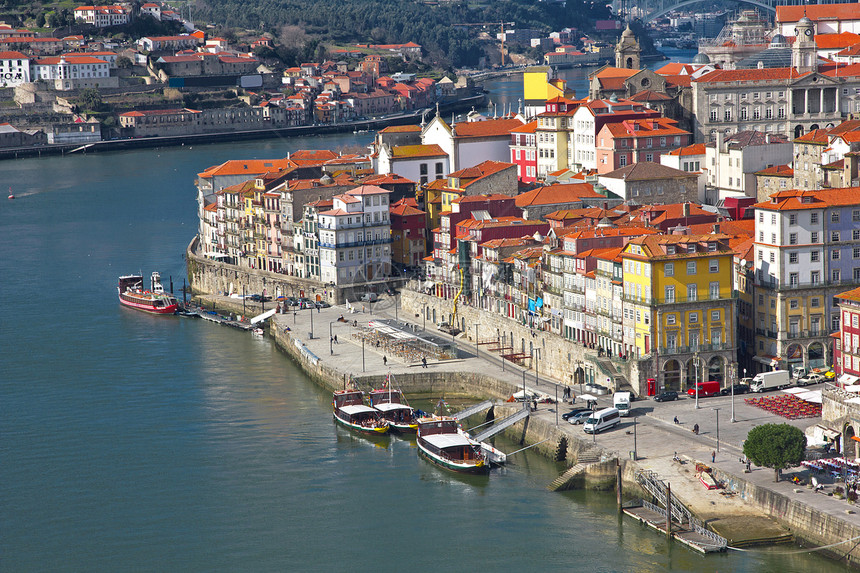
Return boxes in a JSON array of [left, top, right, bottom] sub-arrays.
[[623, 503, 727, 554], [194, 310, 255, 331]]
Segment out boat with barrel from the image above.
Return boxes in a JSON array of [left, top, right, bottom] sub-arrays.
[[117, 272, 179, 314], [368, 377, 419, 433], [416, 416, 489, 474], [332, 389, 389, 435]]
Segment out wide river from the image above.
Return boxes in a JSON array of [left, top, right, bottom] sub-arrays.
[[0, 57, 846, 571]]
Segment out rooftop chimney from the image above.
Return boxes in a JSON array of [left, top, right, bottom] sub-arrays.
[[713, 223, 720, 233]]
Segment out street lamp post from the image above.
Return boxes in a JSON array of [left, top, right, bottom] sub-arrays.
[[330, 321, 334, 356], [310, 304, 314, 339], [714, 407, 721, 452], [633, 416, 638, 460], [730, 363, 737, 423], [362, 337, 366, 372], [535, 348, 540, 387], [522, 369, 526, 408], [501, 334, 506, 372], [423, 303, 426, 331], [474, 323, 479, 359], [694, 352, 701, 410]]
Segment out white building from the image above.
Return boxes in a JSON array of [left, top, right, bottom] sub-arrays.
[[569, 98, 660, 171], [374, 143, 449, 185], [421, 114, 525, 171], [73, 5, 130, 27], [0, 51, 30, 87], [318, 185, 392, 286], [705, 131, 793, 200], [140, 2, 162, 20], [33, 55, 116, 91], [777, 5, 860, 36]]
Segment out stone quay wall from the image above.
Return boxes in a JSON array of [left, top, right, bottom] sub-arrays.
[[713, 464, 860, 566], [400, 287, 650, 395]]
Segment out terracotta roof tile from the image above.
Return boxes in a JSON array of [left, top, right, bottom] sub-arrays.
[[695, 68, 808, 84], [453, 117, 525, 139], [515, 182, 601, 207]]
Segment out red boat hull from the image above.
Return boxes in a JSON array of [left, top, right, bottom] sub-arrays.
[[119, 297, 178, 314]]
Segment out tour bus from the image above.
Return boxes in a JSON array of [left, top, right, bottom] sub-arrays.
[[583, 407, 621, 434]]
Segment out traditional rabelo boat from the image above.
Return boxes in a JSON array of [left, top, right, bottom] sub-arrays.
[[416, 417, 489, 474], [368, 378, 418, 433], [332, 389, 389, 435], [117, 272, 179, 314]]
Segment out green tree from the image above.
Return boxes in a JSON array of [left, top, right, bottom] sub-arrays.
[[116, 56, 133, 69], [743, 423, 806, 482], [77, 88, 104, 112], [36, 13, 46, 28]]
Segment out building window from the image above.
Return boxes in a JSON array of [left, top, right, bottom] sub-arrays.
[[789, 214, 797, 225], [833, 249, 841, 260], [420, 163, 428, 175], [811, 213, 819, 225], [709, 281, 720, 300], [811, 297, 820, 308], [833, 269, 842, 282], [832, 211, 840, 223], [665, 285, 675, 303], [724, 109, 732, 121], [811, 232, 819, 243], [832, 231, 841, 242], [789, 252, 798, 264], [664, 262, 674, 276], [687, 261, 696, 274], [790, 299, 799, 310], [771, 214, 776, 224], [811, 271, 820, 284], [666, 313, 676, 325], [855, 247, 860, 259], [811, 250, 820, 262], [789, 272, 799, 286], [689, 312, 698, 324], [709, 259, 719, 273], [687, 283, 697, 302], [769, 252, 775, 263]]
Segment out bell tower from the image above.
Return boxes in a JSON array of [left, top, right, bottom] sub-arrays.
[[615, 25, 641, 70], [792, 16, 817, 74]]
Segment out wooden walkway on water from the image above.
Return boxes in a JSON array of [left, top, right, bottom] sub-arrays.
[[623, 502, 727, 554]]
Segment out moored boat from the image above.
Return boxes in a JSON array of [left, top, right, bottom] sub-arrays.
[[416, 417, 489, 474], [368, 381, 418, 433], [117, 272, 179, 314], [332, 389, 389, 435]]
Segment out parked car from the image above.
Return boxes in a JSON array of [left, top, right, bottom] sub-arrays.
[[720, 384, 750, 396], [799, 373, 825, 386], [248, 294, 262, 302], [361, 293, 378, 303], [315, 301, 331, 309], [825, 370, 836, 380], [567, 410, 593, 425], [654, 391, 679, 402], [561, 407, 590, 421], [385, 287, 399, 296], [286, 298, 299, 307]]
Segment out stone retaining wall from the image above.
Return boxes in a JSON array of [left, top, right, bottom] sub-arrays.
[[713, 465, 860, 565], [400, 287, 649, 395]]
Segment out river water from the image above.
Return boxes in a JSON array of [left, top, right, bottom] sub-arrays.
[[0, 58, 846, 571]]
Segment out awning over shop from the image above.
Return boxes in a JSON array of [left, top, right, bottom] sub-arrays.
[[839, 374, 860, 386], [844, 385, 860, 393], [819, 426, 841, 440]]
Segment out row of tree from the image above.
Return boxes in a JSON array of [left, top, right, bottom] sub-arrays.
[[197, 0, 611, 68]]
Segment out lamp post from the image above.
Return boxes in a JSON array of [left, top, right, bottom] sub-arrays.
[[310, 303, 314, 339], [501, 333, 506, 372], [693, 351, 701, 410], [730, 362, 737, 423], [535, 347, 540, 387], [423, 303, 426, 331], [474, 323, 479, 359], [362, 337, 365, 372], [713, 407, 721, 452], [330, 321, 335, 356], [522, 369, 526, 408]]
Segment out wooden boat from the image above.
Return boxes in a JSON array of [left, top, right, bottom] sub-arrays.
[[117, 272, 178, 314], [416, 417, 489, 474], [332, 389, 389, 435], [368, 380, 418, 433]]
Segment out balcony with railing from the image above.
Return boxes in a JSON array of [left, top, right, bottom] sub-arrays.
[[623, 290, 738, 306], [781, 329, 826, 340], [658, 342, 734, 355]]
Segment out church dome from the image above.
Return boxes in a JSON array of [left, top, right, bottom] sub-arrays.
[[770, 34, 787, 47], [692, 52, 711, 64], [798, 16, 813, 26]]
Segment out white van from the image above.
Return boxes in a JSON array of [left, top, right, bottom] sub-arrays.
[[613, 392, 631, 417], [583, 407, 621, 434]]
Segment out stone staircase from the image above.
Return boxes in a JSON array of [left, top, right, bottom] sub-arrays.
[[547, 449, 603, 491]]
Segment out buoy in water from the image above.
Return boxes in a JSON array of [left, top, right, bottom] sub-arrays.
[[7, 193, 13, 200]]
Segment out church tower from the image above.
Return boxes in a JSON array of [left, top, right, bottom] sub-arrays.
[[615, 25, 641, 70], [792, 16, 817, 74]]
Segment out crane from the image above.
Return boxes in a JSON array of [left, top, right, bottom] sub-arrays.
[[454, 21, 516, 66]]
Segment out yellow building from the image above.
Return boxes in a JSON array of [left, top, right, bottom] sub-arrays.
[[621, 233, 737, 392], [523, 67, 576, 118]]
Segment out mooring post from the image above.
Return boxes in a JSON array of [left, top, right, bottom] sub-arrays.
[[666, 482, 672, 539], [616, 459, 622, 511]]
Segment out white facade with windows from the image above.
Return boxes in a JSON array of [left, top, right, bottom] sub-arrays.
[[0, 51, 29, 87], [318, 185, 392, 286]]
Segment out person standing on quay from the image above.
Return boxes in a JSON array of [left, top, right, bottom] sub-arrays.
[[383, 356, 387, 366], [712, 451, 716, 463]]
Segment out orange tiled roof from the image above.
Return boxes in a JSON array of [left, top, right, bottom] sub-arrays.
[[837, 286, 860, 303], [687, 219, 754, 237], [756, 164, 794, 177], [777, 4, 860, 23], [816, 33, 860, 49], [392, 144, 447, 158], [695, 68, 808, 83], [453, 117, 525, 139], [510, 120, 538, 134], [198, 158, 294, 179], [753, 188, 860, 211], [379, 124, 421, 133], [515, 182, 601, 207], [667, 143, 706, 156]]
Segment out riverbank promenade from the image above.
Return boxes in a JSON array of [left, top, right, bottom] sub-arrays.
[[199, 292, 860, 555]]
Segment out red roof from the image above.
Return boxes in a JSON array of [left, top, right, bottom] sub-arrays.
[[695, 68, 808, 84], [756, 164, 794, 177], [753, 188, 860, 211], [515, 183, 601, 207], [777, 5, 860, 23], [667, 143, 706, 156], [453, 118, 525, 139]]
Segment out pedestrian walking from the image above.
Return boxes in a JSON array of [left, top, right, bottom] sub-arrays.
[[693, 423, 699, 435], [711, 451, 716, 463], [383, 356, 387, 366], [334, 334, 338, 344], [421, 356, 427, 368]]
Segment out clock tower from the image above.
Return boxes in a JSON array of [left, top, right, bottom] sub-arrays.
[[792, 16, 817, 74]]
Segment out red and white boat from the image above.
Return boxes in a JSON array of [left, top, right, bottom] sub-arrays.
[[117, 272, 179, 314], [416, 417, 489, 474]]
